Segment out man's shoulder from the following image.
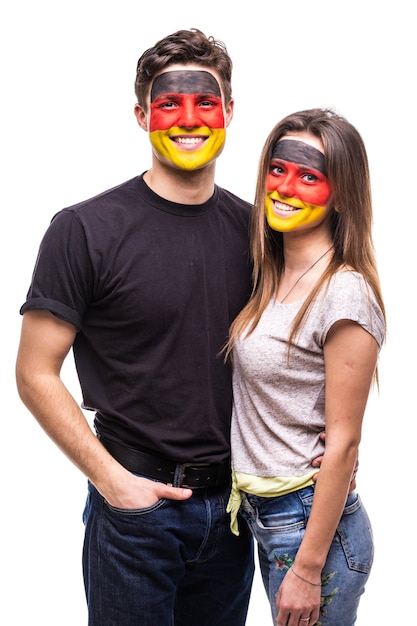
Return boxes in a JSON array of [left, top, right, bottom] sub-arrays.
[[215, 185, 252, 214], [64, 176, 141, 213], [47, 177, 143, 230]]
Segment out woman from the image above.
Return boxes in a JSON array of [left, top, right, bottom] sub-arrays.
[[225, 108, 386, 626]]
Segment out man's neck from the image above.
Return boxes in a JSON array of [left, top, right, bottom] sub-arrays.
[[143, 160, 216, 205]]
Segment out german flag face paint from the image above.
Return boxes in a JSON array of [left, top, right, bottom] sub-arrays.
[[149, 70, 226, 170], [264, 139, 332, 232]]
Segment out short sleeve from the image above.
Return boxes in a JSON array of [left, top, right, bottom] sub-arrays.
[[20, 209, 93, 330], [314, 271, 385, 349]]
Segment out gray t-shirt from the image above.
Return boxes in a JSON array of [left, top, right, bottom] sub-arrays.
[[231, 271, 385, 477]]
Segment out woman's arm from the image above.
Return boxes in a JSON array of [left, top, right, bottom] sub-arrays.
[[276, 319, 379, 626]]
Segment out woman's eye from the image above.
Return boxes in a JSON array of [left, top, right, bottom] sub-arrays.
[[302, 173, 319, 183]]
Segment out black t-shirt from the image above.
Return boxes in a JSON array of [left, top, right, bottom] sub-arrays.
[[21, 175, 253, 463]]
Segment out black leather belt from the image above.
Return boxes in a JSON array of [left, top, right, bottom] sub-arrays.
[[100, 436, 231, 489]]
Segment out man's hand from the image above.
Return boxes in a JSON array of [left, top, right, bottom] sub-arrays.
[[311, 432, 358, 492], [102, 471, 193, 510]]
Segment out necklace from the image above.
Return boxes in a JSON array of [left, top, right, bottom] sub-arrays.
[[280, 246, 333, 303]]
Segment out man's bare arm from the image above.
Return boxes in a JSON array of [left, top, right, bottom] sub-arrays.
[[16, 310, 192, 507]]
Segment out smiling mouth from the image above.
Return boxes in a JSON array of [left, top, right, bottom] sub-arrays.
[[273, 200, 300, 214], [171, 135, 207, 148]]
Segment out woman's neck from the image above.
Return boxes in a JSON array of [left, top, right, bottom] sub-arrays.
[[283, 237, 333, 271], [278, 232, 334, 303]]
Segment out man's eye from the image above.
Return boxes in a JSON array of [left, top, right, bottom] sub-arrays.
[[199, 100, 217, 108], [159, 101, 178, 109]]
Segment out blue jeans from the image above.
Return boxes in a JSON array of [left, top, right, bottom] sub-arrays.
[[82, 480, 254, 626], [240, 487, 373, 626]]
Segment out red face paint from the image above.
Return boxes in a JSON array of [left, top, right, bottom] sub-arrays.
[[266, 160, 331, 206], [150, 92, 224, 131]]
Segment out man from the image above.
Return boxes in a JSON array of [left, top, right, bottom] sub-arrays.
[[16, 29, 255, 626]]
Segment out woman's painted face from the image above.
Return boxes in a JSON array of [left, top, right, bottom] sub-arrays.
[[264, 137, 332, 232], [149, 69, 226, 170]]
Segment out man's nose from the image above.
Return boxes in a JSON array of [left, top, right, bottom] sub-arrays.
[[178, 100, 198, 128]]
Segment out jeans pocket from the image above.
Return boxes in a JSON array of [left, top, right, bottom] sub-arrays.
[[241, 492, 308, 542], [105, 497, 167, 516], [336, 493, 374, 574], [88, 478, 167, 517]]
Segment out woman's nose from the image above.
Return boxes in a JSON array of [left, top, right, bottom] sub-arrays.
[[277, 173, 296, 197]]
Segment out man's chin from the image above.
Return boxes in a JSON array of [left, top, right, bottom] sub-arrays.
[[158, 148, 223, 171]]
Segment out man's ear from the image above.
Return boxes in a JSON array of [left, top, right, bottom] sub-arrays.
[[134, 103, 148, 131], [224, 98, 234, 128]]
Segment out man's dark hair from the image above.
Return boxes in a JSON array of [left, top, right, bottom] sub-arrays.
[[135, 28, 233, 110]]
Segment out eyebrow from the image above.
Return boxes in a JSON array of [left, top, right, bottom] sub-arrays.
[[272, 140, 327, 176], [151, 70, 221, 101]]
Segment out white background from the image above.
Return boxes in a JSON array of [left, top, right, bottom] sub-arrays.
[[2, 1, 415, 624]]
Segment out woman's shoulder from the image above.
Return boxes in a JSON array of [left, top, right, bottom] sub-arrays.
[[320, 270, 385, 346], [322, 269, 377, 307], [327, 269, 369, 296]]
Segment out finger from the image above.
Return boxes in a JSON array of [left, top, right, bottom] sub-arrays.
[[311, 455, 324, 467], [157, 485, 193, 500]]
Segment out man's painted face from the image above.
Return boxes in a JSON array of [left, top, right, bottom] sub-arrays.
[[264, 139, 332, 232], [149, 70, 226, 170]]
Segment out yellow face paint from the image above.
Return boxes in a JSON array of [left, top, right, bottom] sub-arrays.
[[265, 191, 328, 232], [150, 127, 226, 170]]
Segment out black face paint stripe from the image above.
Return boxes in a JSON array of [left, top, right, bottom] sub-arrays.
[[272, 140, 327, 176], [151, 70, 221, 101]]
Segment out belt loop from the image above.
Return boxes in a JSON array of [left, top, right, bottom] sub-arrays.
[[173, 464, 186, 488]]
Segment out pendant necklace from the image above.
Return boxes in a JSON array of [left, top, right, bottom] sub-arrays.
[[280, 246, 333, 304]]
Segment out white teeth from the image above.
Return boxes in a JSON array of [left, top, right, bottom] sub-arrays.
[[175, 137, 204, 144], [273, 200, 298, 212]]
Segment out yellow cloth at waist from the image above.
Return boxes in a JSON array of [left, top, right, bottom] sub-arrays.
[[227, 470, 317, 536]]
